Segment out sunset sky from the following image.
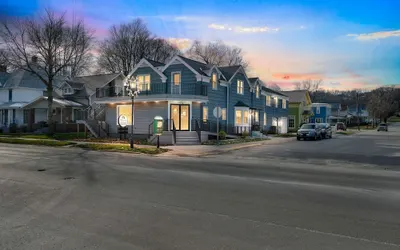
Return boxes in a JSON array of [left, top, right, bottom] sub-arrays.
[[1, 0, 399, 90]]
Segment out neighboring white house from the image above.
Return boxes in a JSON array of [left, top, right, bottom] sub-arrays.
[[0, 68, 83, 128], [0, 65, 126, 133]]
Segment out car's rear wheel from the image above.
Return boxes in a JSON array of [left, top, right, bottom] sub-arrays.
[[297, 137, 300, 141]]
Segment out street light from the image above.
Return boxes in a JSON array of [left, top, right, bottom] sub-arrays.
[[124, 77, 140, 148]]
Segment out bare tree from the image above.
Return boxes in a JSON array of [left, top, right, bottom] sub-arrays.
[[293, 82, 302, 90], [367, 87, 398, 123], [269, 83, 281, 91], [186, 40, 249, 68], [97, 19, 179, 75], [0, 10, 93, 134], [293, 79, 323, 92], [0, 49, 7, 66]]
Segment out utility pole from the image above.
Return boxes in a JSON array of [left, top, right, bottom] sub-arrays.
[[356, 92, 360, 131]]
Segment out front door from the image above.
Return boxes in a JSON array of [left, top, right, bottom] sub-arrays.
[[170, 104, 190, 131]]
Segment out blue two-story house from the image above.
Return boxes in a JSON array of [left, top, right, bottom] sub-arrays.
[[92, 55, 289, 144], [309, 103, 332, 123]]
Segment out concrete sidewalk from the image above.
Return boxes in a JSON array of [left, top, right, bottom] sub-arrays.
[[163, 137, 295, 157]]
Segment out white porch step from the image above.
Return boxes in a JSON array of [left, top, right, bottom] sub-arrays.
[[175, 132, 200, 145]]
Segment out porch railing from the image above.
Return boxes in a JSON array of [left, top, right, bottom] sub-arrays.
[[95, 83, 208, 98]]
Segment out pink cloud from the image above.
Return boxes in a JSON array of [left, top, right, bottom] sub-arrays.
[[272, 72, 325, 80]]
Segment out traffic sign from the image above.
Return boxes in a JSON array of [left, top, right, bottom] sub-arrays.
[[213, 107, 222, 118]]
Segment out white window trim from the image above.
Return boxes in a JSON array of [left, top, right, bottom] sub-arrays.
[[171, 71, 181, 95], [137, 74, 151, 91], [288, 115, 295, 128], [282, 99, 287, 109], [315, 118, 323, 123], [212, 73, 218, 90], [237, 80, 244, 95], [234, 107, 250, 126], [221, 108, 227, 121]]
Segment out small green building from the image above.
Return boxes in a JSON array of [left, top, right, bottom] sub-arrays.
[[281, 90, 313, 132]]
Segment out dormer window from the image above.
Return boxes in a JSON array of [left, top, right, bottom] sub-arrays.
[[63, 87, 73, 95], [212, 73, 218, 90], [256, 85, 260, 98]]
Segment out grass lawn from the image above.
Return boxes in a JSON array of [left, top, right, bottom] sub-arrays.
[[336, 131, 355, 135], [202, 137, 268, 145], [388, 116, 400, 122], [73, 138, 152, 145], [274, 133, 297, 137], [0, 132, 87, 140], [0, 137, 75, 146], [74, 143, 168, 154]]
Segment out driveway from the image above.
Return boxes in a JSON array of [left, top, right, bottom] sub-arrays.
[[229, 123, 400, 167]]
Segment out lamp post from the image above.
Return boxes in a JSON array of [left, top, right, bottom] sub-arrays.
[[124, 77, 140, 148]]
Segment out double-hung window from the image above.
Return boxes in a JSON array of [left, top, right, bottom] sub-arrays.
[[203, 106, 208, 122], [137, 75, 151, 91], [288, 115, 295, 128], [116, 105, 132, 125], [316, 106, 320, 114], [254, 111, 259, 122], [256, 85, 260, 98], [212, 73, 218, 90], [237, 80, 244, 94], [235, 108, 250, 126], [221, 108, 227, 120], [171, 72, 181, 94], [266, 96, 271, 106], [263, 113, 267, 126]]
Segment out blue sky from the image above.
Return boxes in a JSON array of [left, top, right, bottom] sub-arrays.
[[1, 0, 399, 90]]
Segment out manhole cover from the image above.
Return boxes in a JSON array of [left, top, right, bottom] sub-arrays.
[[64, 176, 75, 180], [37, 168, 46, 172]]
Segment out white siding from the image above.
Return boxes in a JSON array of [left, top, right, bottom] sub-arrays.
[[105, 101, 168, 135], [35, 109, 47, 123]]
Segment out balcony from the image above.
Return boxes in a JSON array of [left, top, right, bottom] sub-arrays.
[[95, 82, 208, 100]]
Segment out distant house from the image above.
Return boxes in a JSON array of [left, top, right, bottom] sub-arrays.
[[282, 90, 312, 131], [309, 103, 332, 123]]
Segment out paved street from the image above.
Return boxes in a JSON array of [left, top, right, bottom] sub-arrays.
[[230, 123, 400, 167], [1, 124, 400, 249]]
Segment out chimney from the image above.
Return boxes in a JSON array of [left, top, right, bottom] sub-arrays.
[[0, 65, 6, 72], [31, 56, 38, 63]]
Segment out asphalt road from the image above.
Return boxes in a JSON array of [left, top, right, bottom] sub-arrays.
[[1, 124, 400, 250], [230, 122, 400, 167]]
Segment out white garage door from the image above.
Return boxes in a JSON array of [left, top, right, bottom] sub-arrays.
[[279, 117, 288, 134]]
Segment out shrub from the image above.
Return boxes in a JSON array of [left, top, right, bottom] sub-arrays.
[[218, 130, 227, 140], [9, 123, 18, 133], [241, 131, 249, 138], [19, 125, 28, 133]]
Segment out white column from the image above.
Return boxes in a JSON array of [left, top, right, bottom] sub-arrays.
[[60, 108, 63, 124]]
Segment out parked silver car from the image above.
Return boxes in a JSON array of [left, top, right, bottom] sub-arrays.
[[297, 123, 322, 141], [320, 123, 333, 139], [377, 123, 388, 132]]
